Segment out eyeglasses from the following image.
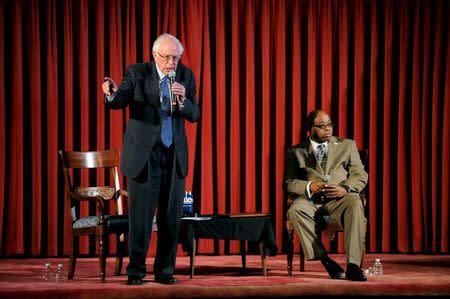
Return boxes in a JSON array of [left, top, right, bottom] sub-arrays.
[[312, 122, 334, 130], [156, 52, 181, 63]]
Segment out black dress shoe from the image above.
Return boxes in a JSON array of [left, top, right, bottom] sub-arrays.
[[155, 274, 179, 285], [345, 263, 367, 282], [127, 276, 144, 285], [320, 256, 344, 279]]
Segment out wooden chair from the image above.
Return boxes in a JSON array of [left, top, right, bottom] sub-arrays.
[[285, 149, 368, 275], [59, 149, 129, 283]]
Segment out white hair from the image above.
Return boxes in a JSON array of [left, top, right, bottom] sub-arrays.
[[152, 33, 184, 56]]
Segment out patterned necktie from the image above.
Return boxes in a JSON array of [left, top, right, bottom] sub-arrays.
[[160, 76, 173, 147], [317, 143, 327, 171]]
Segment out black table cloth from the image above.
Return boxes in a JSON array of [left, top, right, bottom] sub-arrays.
[[179, 214, 278, 256]]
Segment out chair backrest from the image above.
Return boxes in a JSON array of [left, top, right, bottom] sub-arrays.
[[59, 149, 124, 220], [358, 149, 368, 168]]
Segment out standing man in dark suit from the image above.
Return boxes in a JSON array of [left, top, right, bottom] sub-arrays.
[[284, 109, 368, 281], [101, 33, 200, 285]]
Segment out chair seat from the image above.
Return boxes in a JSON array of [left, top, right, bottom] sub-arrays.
[[73, 215, 129, 230]]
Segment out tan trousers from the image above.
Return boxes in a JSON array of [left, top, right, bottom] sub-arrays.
[[287, 193, 365, 265]]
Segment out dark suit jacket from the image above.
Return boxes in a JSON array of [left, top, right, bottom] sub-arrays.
[[284, 136, 368, 200], [105, 61, 200, 179]]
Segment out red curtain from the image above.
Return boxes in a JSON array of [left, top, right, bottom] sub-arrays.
[[0, 0, 449, 257]]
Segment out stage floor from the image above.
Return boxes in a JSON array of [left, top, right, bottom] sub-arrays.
[[0, 253, 449, 298]]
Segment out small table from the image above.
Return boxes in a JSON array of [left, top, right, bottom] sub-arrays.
[[179, 213, 278, 278]]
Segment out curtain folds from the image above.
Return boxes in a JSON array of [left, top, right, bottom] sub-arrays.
[[0, 0, 449, 257]]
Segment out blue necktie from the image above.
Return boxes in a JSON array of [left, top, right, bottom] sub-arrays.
[[160, 76, 173, 147]]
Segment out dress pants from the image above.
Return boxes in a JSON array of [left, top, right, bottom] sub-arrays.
[[126, 143, 185, 279], [287, 193, 365, 265]]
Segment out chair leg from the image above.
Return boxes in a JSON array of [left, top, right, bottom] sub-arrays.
[[258, 241, 267, 276], [114, 257, 122, 277], [190, 238, 197, 279], [287, 230, 294, 276], [68, 236, 78, 279], [240, 240, 246, 270], [115, 234, 126, 276], [98, 231, 107, 283], [299, 243, 305, 272]]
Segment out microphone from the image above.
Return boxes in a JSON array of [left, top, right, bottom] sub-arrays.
[[168, 70, 176, 85], [168, 70, 176, 113], [320, 174, 334, 230], [319, 174, 331, 205], [168, 70, 182, 108]]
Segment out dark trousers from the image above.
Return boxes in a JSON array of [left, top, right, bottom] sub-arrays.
[[126, 143, 185, 279]]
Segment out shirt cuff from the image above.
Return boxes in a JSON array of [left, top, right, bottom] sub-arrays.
[[342, 185, 353, 193], [105, 93, 116, 103], [306, 181, 313, 198], [178, 97, 186, 110]]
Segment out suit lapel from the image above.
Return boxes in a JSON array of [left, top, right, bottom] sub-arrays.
[[301, 141, 320, 171], [147, 62, 159, 93]]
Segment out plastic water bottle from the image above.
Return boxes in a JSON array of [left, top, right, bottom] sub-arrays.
[[188, 191, 194, 214], [183, 191, 194, 216], [42, 263, 52, 282], [54, 263, 64, 282], [364, 267, 373, 276], [182, 191, 188, 214], [188, 192, 193, 203], [372, 258, 383, 275]]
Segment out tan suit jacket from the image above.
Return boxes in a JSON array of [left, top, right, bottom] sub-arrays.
[[284, 136, 368, 198]]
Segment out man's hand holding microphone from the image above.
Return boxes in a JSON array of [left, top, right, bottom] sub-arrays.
[[168, 70, 186, 108]]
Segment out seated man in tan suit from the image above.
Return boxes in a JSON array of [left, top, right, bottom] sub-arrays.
[[284, 109, 368, 281]]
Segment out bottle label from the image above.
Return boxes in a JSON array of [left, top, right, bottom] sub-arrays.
[[183, 191, 194, 215]]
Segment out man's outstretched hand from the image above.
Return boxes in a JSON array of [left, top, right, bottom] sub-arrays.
[[102, 77, 118, 96]]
